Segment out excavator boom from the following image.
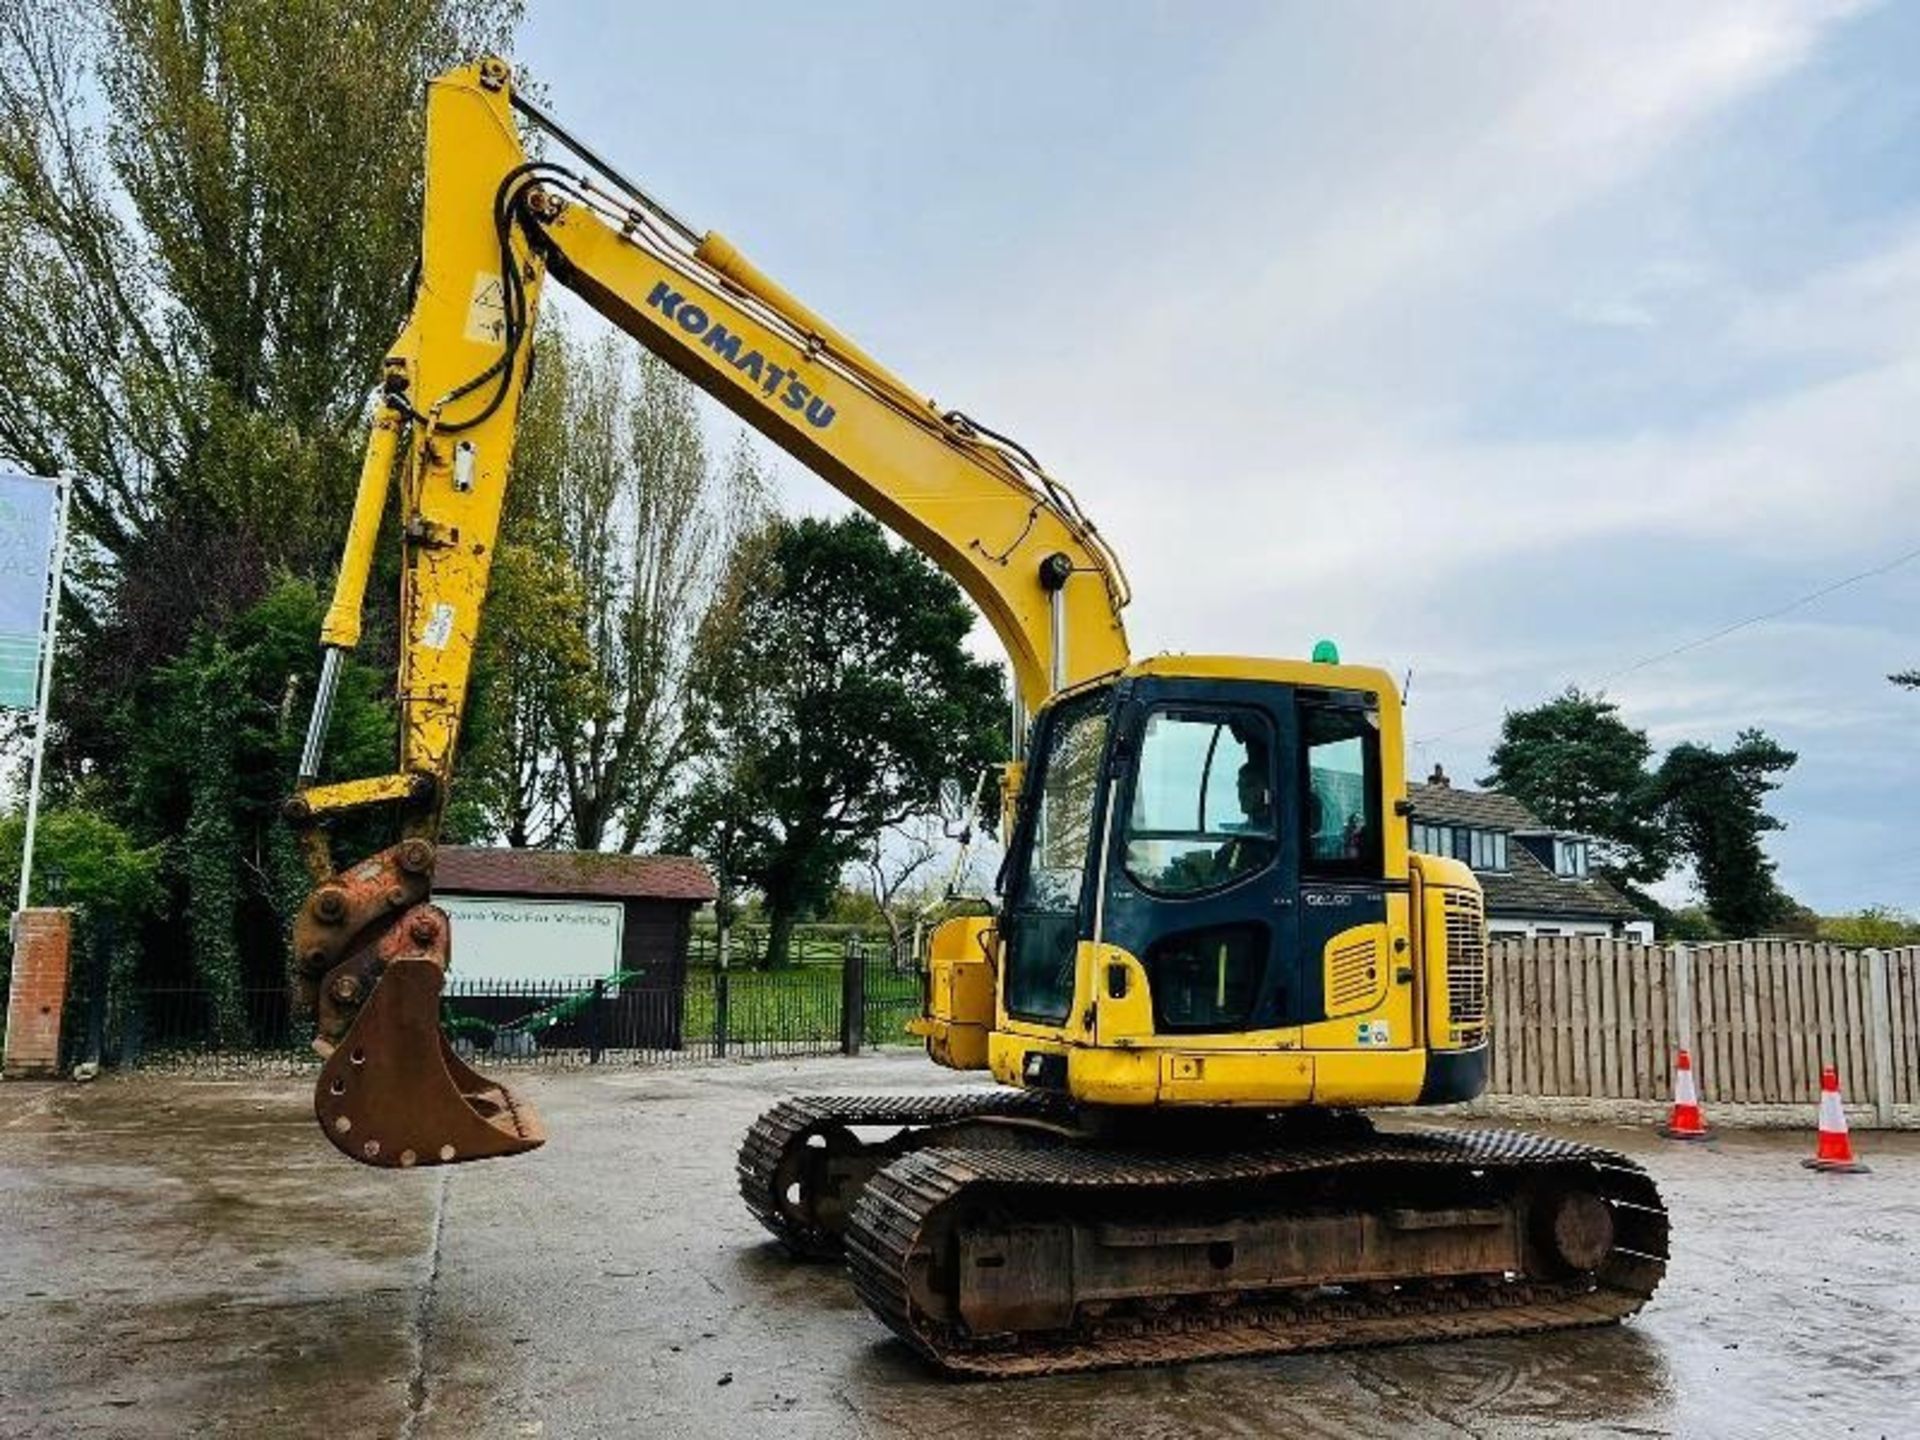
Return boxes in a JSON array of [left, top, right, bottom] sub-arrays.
[[287, 59, 1130, 1168]]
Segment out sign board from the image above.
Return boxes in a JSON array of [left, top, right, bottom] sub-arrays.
[[438, 895, 625, 983], [0, 473, 58, 709]]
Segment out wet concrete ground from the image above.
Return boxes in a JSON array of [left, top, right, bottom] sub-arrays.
[[2, 1054, 1914, 1438]]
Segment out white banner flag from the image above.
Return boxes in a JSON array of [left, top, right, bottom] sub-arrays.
[[0, 472, 59, 710]]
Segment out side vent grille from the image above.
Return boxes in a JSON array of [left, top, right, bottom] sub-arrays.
[[1323, 928, 1385, 1018], [1442, 889, 1488, 1046]]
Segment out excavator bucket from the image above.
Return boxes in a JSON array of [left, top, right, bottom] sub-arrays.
[[294, 843, 544, 1168], [313, 945, 545, 1168]]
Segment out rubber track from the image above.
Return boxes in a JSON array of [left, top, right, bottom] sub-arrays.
[[844, 1127, 1669, 1376], [737, 1091, 1067, 1257]]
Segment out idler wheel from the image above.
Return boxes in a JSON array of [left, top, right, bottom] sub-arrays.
[[1537, 1188, 1614, 1273]]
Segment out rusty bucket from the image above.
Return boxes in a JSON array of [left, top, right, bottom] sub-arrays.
[[313, 926, 546, 1168], [295, 844, 544, 1168]]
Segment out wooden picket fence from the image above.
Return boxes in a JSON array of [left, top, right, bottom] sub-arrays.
[[1486, 937, 1920, 1118]]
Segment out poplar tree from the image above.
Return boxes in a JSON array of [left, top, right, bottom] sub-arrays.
[[0, 0, 521, 1012]]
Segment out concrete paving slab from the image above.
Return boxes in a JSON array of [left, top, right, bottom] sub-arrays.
[[3, 1054, 1916, 1438]]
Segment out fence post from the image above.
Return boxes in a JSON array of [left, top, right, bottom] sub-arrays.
[[714, 968, 730, 1059], [1671, 943, 1693, 1059], [122, 995, 144, 1068], [841, 936, 865, 1056], [85, 910, 112, 1069], [1866, 948, 1894, 1126], [588, 978, 605, 1065]]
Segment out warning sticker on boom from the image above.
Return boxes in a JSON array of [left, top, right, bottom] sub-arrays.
[[421, 602, 456, 650], [465, 273, 507, 344]]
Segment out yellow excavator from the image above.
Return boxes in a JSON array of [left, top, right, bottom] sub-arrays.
[[287, 60, 1667, 1375]]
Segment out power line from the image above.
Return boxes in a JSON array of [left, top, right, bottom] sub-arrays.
[[1413, 539, 1920, 749]]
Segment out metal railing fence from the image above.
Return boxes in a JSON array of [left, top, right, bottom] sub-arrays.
[[67, 935, 919, 1069]]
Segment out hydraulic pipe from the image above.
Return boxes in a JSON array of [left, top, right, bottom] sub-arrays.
[[693, 231, 933, 419], [299, 402, 402, 785]]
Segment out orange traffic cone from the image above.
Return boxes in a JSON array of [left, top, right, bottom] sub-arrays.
[[1664, 1049, 1711, 1139], [1802, 1065, 1870, 1173]]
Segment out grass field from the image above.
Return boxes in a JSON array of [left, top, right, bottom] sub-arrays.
[[679, 963, 921, 1047]]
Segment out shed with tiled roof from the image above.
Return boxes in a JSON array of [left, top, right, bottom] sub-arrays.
[[436, 847, 715, 904], [433, 847, 713, 1048]]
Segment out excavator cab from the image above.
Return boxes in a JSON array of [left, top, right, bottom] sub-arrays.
[[918, 652, 1487, 1114], [1001, 664, 1391, 1048]]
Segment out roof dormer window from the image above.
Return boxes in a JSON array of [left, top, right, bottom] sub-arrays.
[[1411, 822, 1507, 872], [1555, 838, 1590, 878], [1471, 829, 1508, 871]]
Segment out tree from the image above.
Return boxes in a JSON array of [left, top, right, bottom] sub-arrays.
[[0, 0, 520, 577], [1660, 904, 1723, 943], [1819, 905, 1920, 948], [0, 804, 166, 992], [1481, 689, 1671, 888], [1652, 730, 1797, 938], [461, 328, 770, 850], [672, 515, 1007, 967], [121, 580, 394, 1038], [0, 0, 518, 1016], [862, 814, 944, 968], [1481, 691, 1804, 939]]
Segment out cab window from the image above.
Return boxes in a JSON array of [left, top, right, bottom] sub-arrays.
[[1300, 699, 1381, 877], [1123, 707, 1276, 896], [1022, 697, 1108, 911], [1004, 691, 1110, 1022]]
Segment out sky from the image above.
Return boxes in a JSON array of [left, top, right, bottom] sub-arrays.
[[516, 1, 1920, 914]]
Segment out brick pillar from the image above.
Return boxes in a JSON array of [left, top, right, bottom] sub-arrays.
[[5, 908, 73, 1079]]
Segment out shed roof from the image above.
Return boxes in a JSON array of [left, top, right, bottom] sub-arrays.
[[435, 846, 716, 903]]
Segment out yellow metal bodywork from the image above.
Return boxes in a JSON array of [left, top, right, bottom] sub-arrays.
[[301, 59, 1130, 841], [1416, 852, 1486, 1053], [908, 915, 998, 1071], [297, 774, 422, 815], [302, 63, 551, 829], [538, 205, 1130, 711]]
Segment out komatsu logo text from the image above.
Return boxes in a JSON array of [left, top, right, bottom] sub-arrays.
[[645, 282, 837, 430]]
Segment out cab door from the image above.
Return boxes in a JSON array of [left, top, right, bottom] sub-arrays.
[[998, 687, 1114, 1031], [1094, 678, 1302, 1038], [1293, 686, 1406, 1050]]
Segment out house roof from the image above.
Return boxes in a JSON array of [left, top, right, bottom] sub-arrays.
[[435, 846, 716, 903], [1407, 782, 1541, 831], [1407, 782, 1642, 921], [1479, 843, 1644, 921]]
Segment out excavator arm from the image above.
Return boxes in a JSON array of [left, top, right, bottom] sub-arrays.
[[287, 59, 1130, 1167]]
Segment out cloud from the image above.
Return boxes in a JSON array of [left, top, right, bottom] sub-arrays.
[[525, 1, 1913, 907]]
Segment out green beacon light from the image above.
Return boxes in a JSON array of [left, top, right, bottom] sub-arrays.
[[1311, 638, 1340, 665]]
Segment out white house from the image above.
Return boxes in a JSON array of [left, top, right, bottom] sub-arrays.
[[1409, 768, 1653, 942]]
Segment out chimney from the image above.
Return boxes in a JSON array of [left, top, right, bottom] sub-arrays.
[[1427, 763, 1450, 788]]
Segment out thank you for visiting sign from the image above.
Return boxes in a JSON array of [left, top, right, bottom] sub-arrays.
[[0, 473, 59, 709], [436, 895, 626, 983]]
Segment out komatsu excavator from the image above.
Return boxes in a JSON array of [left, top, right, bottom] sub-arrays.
[[288, 59, 1668, 1375]]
